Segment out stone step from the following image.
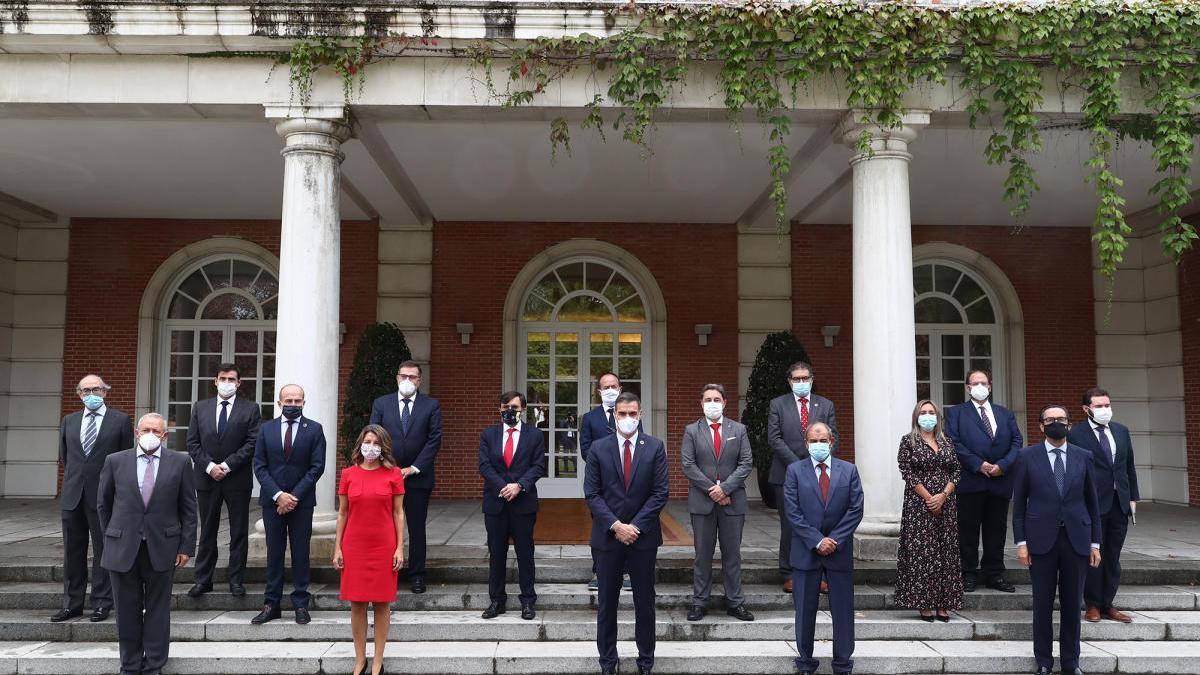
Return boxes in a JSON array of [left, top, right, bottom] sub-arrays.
[[2, 639, 1200, 673], [3, 608, 1199, 643], [2, 581, 1196, 613]]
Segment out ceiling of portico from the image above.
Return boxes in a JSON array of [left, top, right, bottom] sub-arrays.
[[0, 112, 1196, 229]]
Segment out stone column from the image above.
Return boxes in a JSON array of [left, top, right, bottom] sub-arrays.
[[259, 106, 351, 553], [836, 111, 928, 558]]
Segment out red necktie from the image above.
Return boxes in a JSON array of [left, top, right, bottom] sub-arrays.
[[284, 420, 294, 458], [711, 423, 722, 480], [799, 397, 809, 434], [623, 439, 632, 488], [818, 462, 830, 503], [503, 427, 516, 468]]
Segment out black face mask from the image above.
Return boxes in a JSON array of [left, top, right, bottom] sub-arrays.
[[282, 405, 303, 420], [1043, 421, 1068, 440], [501, 408, 520, 426]]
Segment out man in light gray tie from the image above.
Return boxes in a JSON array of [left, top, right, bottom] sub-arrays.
[[681, 384, 755, 622], [98, 413, 197, 675]]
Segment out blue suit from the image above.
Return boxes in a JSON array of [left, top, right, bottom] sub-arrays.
[[252, 416, 325, 610], [1011, 442, 1102, 673], [783, 457, 864, 674], [579, 405, 640, 463], [584, 432, 668, 672], [945, 399, 1023, 583], [478, 423, 547, 605], [1068, 419, 1139, 611], [370, 392, 442, 579]]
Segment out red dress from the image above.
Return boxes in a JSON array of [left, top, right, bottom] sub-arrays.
[[338, 465, 405, 602]]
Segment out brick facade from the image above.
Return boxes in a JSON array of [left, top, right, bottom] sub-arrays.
[[1181, 241, 1200, 507]]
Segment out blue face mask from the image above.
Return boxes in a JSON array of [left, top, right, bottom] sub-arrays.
[[917, 414, 938, 432], [808, 442, 831, 463], [83, 394, 104, 411], [791, 381, 812, 398]]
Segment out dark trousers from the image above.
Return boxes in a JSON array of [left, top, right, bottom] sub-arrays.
[[957, 491, 1010, 581], [1030, 528, 1088, 672], [792, 567, 854, 673], [1085, 496, 1129, 610], [403, 487, 432, 579], [261, 502, 313, 609], [485, 510, 537, 605], [774, 484, 792, 576], [595, 546, 657, 671], [110, 542, 175, 675], [193, 485, 250, 587], [61, 505, 112, 611]]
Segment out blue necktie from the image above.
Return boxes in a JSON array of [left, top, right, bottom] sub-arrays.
[[1052, 448, 1065, 496], [82, 412, 97, 457], [1095, 425, 1113, 465], [218, 400, 229, 438], [401, 398, 411, 435]]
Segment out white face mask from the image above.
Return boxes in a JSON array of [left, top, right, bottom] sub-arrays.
[[361, 444, 381, 461], [216, 381, 237, 398], [969, 384, 990, 402], [599, 388, 620, 407], [138, 433, 162, 452], [615, 416, 639, 436], [398, 379, 417, 397], [1091, 407, 1113, 425], [703, 401, 724, 421]]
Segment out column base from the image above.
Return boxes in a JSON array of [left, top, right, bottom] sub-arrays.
[[248, 511, 338, 559], [854, 515, 900, 561]]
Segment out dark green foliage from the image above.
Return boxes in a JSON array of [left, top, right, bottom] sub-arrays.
[[340, 323, 410, 461], [743, 331, 810, 477]]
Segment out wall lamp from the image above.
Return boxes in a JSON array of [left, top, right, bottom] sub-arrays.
[[821, 325, 841, 348], [456, 323, 474, 345], [694, 324, 713, 346]]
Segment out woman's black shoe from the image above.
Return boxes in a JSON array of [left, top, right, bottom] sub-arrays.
[[936, 613, 950, 623], [919, 612, 935, 622]]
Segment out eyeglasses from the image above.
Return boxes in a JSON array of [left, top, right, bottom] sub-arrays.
[[1042, 417, 1069, 424], [787, 376, 812, 383], [397, 374, 420, 381], [79, 387, 107, 396]]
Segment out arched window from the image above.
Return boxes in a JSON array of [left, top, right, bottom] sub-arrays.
[[914, 261, 1004, 407], [519, 258, 650, 497], [158, 256, 277, 450]]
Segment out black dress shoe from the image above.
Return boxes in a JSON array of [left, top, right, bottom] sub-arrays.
[[521, 604, 536, 620], [1034, 667, 1051, 675], [686, 605, 706, 621], [727, 605, 755, 621], [89, 607, 110, 622], [295, 607, 311, 624], [49, 608, 82, 622], [1068, 669, 1084, 675], [250, 605, 280, 624], [986, 578, 1016, 593], [481, 601, 506, 619], [229, 583, 246, 598], [637, 667, 652, 675], [963, 576, 977, 593], [600, 669, 616, 675], [410, 576, 426, 594], [187, 583, 212, 598], [794, 670, 813, 675]]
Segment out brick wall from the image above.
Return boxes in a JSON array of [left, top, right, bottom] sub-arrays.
[[1180, 239, 1200, 507], [792, 223, 1097, 461], [60, 218, 379, 487], [430, 223, 739, 500]]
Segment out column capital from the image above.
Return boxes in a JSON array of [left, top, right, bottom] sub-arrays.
[[265, 104, 352, 160], [835, 109, 930, 160]]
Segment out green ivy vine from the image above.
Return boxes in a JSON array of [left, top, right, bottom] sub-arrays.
[[280, 0, 1200, 280]]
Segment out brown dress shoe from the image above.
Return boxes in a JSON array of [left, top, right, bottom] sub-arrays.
[[782, 579, 793, 593], [1104, 608, 1133, 623], [1084, 606, 1101, 622]]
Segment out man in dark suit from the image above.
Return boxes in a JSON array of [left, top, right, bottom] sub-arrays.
[[784, 422, 863, 675], [767, 360, 837, 593], [585, 391, 668, 675], [478, 391, 547, 620], [250, 383, 326, 625], [1013, 404, 1102, 675], [185, 362, 262, 598], [1069, 387, 1139, 624], [369, 359, 442, 594], [945, 368, 1024, 593], [53, 374, 133, 623], [680, 383, 755, 622], [579, 372, 638, 591], [98, 412, 197, 675]]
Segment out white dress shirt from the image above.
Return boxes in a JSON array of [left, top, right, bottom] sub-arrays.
[[79, 404, 107, 445], [137, 446, 163, 491], [1088, 419, 1117, 464], [976, 399, 996, 430], [206, 395, 236, 474], [809, 454, 832, 481], [502, 421, 522, 454], [1016, 440, 1099, 550]]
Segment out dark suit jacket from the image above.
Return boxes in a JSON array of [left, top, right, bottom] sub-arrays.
[[97, 447, 197, 574], [783, 457, 864, 572], [584, 433, 669, 551], [680, 417, 753, 515], [185, 396, 262, 493], [766, 392, 838, 485], [1068, 420, 1139, 515], [579, 405, 641, 464], [945, 400, 1024, 496], [252, 416, 326, 508], [478, 423, 547, 515], [1011, 442, 1102, 557], [369, 392, 442, 491], [59, 407, 134, 511]]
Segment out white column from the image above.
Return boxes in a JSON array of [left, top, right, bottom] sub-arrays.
[[268, 106, 351, 531], [837, 111, 928, 545]]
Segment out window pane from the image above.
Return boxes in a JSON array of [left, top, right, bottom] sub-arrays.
[[917, 382, 931, 400], [954, 273, 986, 307], [168, 379, 193, 403], [942, 383, 964, 405], [933, 265, 960, 294], [554, 333, 579, 356], [530, 273, 566, 307], [260, 380, 275, 405], [527, 332, 550, 355], [204, 260, 232, 289], [168, 294, 198, 319], [555, 381, 578, 405], [261, 298, 278, 320], [621, 381, 642, 402], [198, 355, 223, 380], [169, 428, 188, 454], [589, 332, 614, 355], [555, 356, 578, 378], [618, 333, 642, 356], [969, 335, 992, 357], [617, 295, 646, 322], [915, 333, 929, 356], [247, 268, 278, 303], [263, 331, 277, 354], [234, 354, 258, 378], [235, 331, 259, 354], [527, 357, 549, 380], [176, 270, 210, 304], [603, 275, 639, 307], [529, 405, 550, 429], [916, 357, 930, 381], [965, 298, 996, 323], [942, 357, 965, 383], [262, 355, 275, 377], [260, 404, 273, 421], [170, 330, 195, 353], [591, 358, 614, 382], [585, 263, 614, 294], [555, 294, 614, 322], [915, 298, 962, 323], [528, 381, 549, 405], [199, 330, 223, 353], [169, 354, 194, 378], [168, 403, 191, 428], [523, 295, 552, 322], [555, 262, 585, 293], [618, 357, 641, 380], [913, 264, 933, 295], [201, 293, 259, 320], [941, 335, 964, 356]]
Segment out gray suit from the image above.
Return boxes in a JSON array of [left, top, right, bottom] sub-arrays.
[[98, 447, 197, 675], [766, 392, 837, 576], [681, 417, 753, 607]]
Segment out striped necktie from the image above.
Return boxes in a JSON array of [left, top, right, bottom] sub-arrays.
[[83, 412, 98, 457]]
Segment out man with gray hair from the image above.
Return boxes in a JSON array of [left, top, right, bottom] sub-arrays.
[[52, 374, 133, 623]]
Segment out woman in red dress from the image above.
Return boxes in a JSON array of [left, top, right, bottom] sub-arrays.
[[334, 424, 405, 675]]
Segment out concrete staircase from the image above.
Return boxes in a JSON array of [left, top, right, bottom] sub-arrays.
[[1, 565, 1199, 674]]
